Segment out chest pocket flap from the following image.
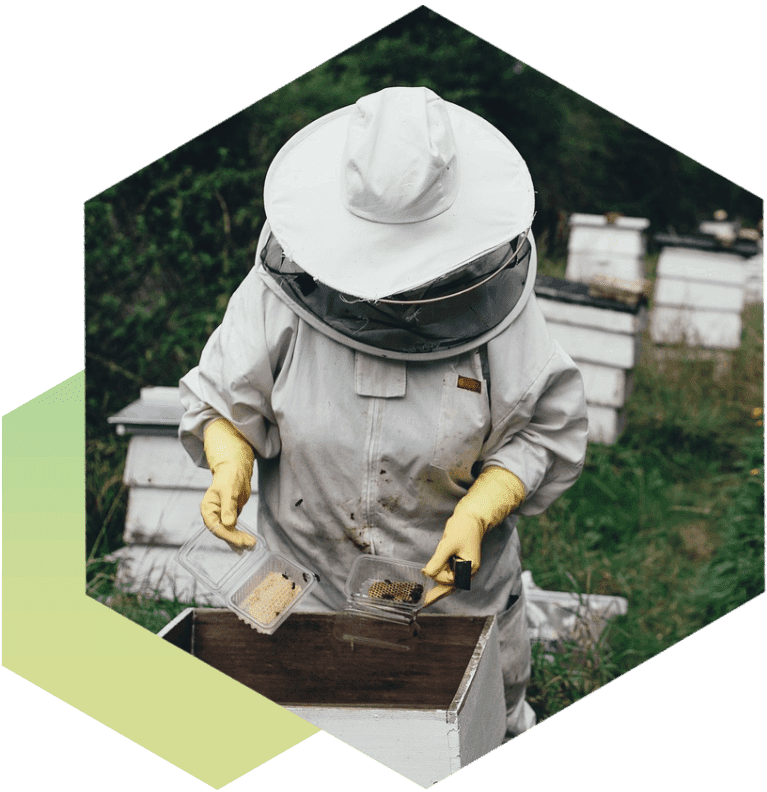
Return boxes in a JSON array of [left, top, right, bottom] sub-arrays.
[[354, 351, 407, 398]]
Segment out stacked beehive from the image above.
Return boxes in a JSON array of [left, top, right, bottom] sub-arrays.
[[649, 234, 756, 350], [743, 250, 764, 305], [566, 212, 650, 284], [535, 276, 647, 445], [698, 215, 763, 306]]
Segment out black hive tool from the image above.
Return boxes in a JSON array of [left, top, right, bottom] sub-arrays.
[[449, 556, 472, 591]]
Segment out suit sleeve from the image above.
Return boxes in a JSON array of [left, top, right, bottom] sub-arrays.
[[480, 295, 589, 515], [178, 259, 298, 468]]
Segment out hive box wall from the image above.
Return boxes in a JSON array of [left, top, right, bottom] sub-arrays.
[[158, 610, 506, 787]]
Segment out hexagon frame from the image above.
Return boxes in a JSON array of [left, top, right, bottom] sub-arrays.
[[3, 3, 765, 790]]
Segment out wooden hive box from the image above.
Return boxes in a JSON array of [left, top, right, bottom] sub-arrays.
[[535, 275, 647, 445], [159, 610, 506, 787], [107, 386, 260, 601], [649, 234, 755, 350], [566, 213, 650, 284]]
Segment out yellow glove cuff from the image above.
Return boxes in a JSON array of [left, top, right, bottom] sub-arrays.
[[452, 465, 525, 536], [203, 417, 255, 474]]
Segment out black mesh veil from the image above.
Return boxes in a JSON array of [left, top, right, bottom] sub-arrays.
[[260, 233, 532, 355]]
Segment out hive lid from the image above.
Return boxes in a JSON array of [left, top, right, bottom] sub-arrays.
[[569, 213, 650, 231], [654, 232, 759, 258], [535, 275, 646, 314], [107, 387, 185, 436], [177, 518, 318, 635]]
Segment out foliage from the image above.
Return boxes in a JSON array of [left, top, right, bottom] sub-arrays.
[[339, 8, 762, 250]]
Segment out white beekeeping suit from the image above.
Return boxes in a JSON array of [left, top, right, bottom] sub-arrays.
[[179, 86, 589, 738]]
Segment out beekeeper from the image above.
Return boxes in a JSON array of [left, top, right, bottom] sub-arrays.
[[178, 86, 588, 738]]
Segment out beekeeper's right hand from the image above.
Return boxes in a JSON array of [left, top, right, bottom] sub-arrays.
[[201, 418, 256, 549]]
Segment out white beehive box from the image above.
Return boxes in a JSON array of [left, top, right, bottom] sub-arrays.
[[744, 252, 764, 305], [566, 213, 650, 284], [649, 237, 751, 349], [107, 386, 259, 601], [159, 610, 506, 787], [699, 218, 740, 242], [733, 228, 764, 304], [535, 276, 647, 445]]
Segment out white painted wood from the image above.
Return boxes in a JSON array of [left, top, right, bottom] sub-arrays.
[[656, 247, 748, 286], [699, 220, 740, 240], [123, 488, 260, 545], [649, 306, 743, 349], [138, 386, 185, 404], [566, 251, 645, 284], [546, 321, 640, 369], [287, 618, 504, 787], [538, 295, 645, 334], [112, 486, 262, 600], [651, 245, 750, 350], [654, 277, 745, 312], [569, 213, 650, 232], [123, 434, 215, 489], [523, 572, 629, 649], [566, 214, 649, 283], [108, 387, 185, 434], [288, 705, 458, 786], [537, 282, 644, 443], [454, 617, 506, 768], [586, 404, 626, 445], [744, 253, 764, 304], [576, 362, 633, 408], [124, 487, 206, 545]]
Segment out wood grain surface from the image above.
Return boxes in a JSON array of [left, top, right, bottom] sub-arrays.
[[187, 610, 486, 708]]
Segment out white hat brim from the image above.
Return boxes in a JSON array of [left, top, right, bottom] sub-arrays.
[[264, 100, 535, 301]]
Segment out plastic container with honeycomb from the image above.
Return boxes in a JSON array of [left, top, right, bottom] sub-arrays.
[[333, 555, 437, 650], [345, 555, 435, 615], [177, 518, 318, 635]]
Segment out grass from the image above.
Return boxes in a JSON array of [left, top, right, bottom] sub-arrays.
[[85, 265, 764, 723], [86, 550, 211, 631], [522, 299, 764, 720]]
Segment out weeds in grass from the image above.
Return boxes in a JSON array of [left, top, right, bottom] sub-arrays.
[[520, 300, 763, 721], [87, 553, 208, 633], [527, 627, 623, 719]]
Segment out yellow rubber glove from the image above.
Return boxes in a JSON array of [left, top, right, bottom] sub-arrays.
[[421, 466, 525, 607], [201, 418, 256, 550]]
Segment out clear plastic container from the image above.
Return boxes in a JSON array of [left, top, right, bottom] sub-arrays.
[[334, 555, 436, 651], [177, 518, 318, 635], [346, 555, 434, 613]]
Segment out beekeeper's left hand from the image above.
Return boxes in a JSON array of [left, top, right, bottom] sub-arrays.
[[421, 466, 525, 607]]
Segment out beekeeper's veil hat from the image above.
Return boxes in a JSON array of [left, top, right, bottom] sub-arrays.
[[260, 86, 538, 359]]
